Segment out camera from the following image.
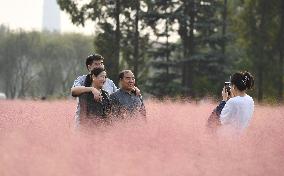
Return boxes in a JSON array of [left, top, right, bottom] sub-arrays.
[[224, 82, 231, 96]]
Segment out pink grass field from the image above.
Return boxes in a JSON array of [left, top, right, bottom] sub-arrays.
[[0, 99, 284, 176]]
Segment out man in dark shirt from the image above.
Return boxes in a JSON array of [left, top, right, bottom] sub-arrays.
[[110, 70, 146, 120]]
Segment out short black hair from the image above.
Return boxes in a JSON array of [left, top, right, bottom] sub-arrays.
[[91, 67, 106, 77], [85, 54, 104, 68], [119, 70, 132, 80], [84, 67, 106, 87]]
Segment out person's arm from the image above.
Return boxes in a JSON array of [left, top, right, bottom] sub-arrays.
[[207, 87, 228, 128], [212, 87, 229, 115], [71, 86, 102, 101], [71, 86, 96, 97], [219, 87, 235, 125], [214, 101, 226, 115], [71, 76, 101, 100], [111, 81, 118, 93], [71, 76, 86, 97], [220, 100, 235, 125]]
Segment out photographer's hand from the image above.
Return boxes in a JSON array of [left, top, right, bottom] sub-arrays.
[[222, 87, 229, 101]]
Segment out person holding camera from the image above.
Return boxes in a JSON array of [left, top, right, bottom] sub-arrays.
[[208, 71, 254, 133]]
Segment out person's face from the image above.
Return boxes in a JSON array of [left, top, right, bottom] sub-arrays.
[[88, 59, 104, 72], [120, 71, 135, 91], [92, 71, 107, 88]]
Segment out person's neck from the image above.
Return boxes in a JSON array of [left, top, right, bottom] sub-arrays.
[[234, 90, 246, 97], [92, 83, 101, 91], [121, 88, 132, 94]]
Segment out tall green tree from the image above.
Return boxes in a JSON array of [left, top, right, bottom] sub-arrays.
[[57, 0, 121, 83], [186, 0, 228, 97], [234, 0, 282, 102], [93, 22, 117, 80], [119, 0, 151, 85], [142, 0, 183, 97], [0, 27, 93, 99], [0, 30, 41, 98], [276, 0, 284, 102]]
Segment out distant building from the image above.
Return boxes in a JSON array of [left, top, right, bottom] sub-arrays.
[[42, 0, 61, 32]]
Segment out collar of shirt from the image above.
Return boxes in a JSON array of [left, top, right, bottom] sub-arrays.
[[119, 88, 135, 96]]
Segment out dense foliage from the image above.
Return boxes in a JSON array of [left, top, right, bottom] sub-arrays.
[[0, 0, 283, 102]]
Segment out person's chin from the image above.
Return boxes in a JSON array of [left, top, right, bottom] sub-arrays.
[[125, 87, 133, 92]]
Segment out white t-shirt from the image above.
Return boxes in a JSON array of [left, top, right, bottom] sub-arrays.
[[220, 94, 254, 131]]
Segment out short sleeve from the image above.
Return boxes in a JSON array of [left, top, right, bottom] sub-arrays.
[[104, 78, 118, 94], [220, 100, 235, 125], [72, 76, 86, 87], [108, 79, 118, 93], [112, 82, 118, 93]]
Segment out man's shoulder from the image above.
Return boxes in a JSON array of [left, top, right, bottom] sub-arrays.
[[74, 75, 87, 82], [103, 78, 118, 94], [110, 89, 119, 96], [77, 75, 87, 79], [72, 75, 87, 87], [105, 78, 115, 85], [110, 89, 121, 97]]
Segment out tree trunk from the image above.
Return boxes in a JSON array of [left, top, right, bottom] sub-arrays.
[[279, 48, 283, 102], [188, 1, 194, 55], [256, 1, 269, 102], [166, 18, 169, 76], [277, 0, 284, 102], [186, 0, 195, 96], [222, 0, 228, 55], [114, 0, 121, 85], [257, 66, 263, 102], [133, 0, 139, 78]]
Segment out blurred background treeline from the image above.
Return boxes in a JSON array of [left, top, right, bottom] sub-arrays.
[[0, 0, 283, 103]]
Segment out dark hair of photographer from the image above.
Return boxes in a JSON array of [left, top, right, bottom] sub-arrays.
[[84, 67, 106, 87], [230, 71, 254, 91], [85, 54, 104, 68]]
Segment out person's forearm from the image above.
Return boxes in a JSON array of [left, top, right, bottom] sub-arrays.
[[71, 86, 92, 97], [215, 101, 226, 116]]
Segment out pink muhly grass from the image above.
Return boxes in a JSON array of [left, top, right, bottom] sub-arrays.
[[0, 99, 283, 176]]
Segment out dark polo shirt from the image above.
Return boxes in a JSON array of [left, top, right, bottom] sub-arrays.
[[110, 89, 146, 119]]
